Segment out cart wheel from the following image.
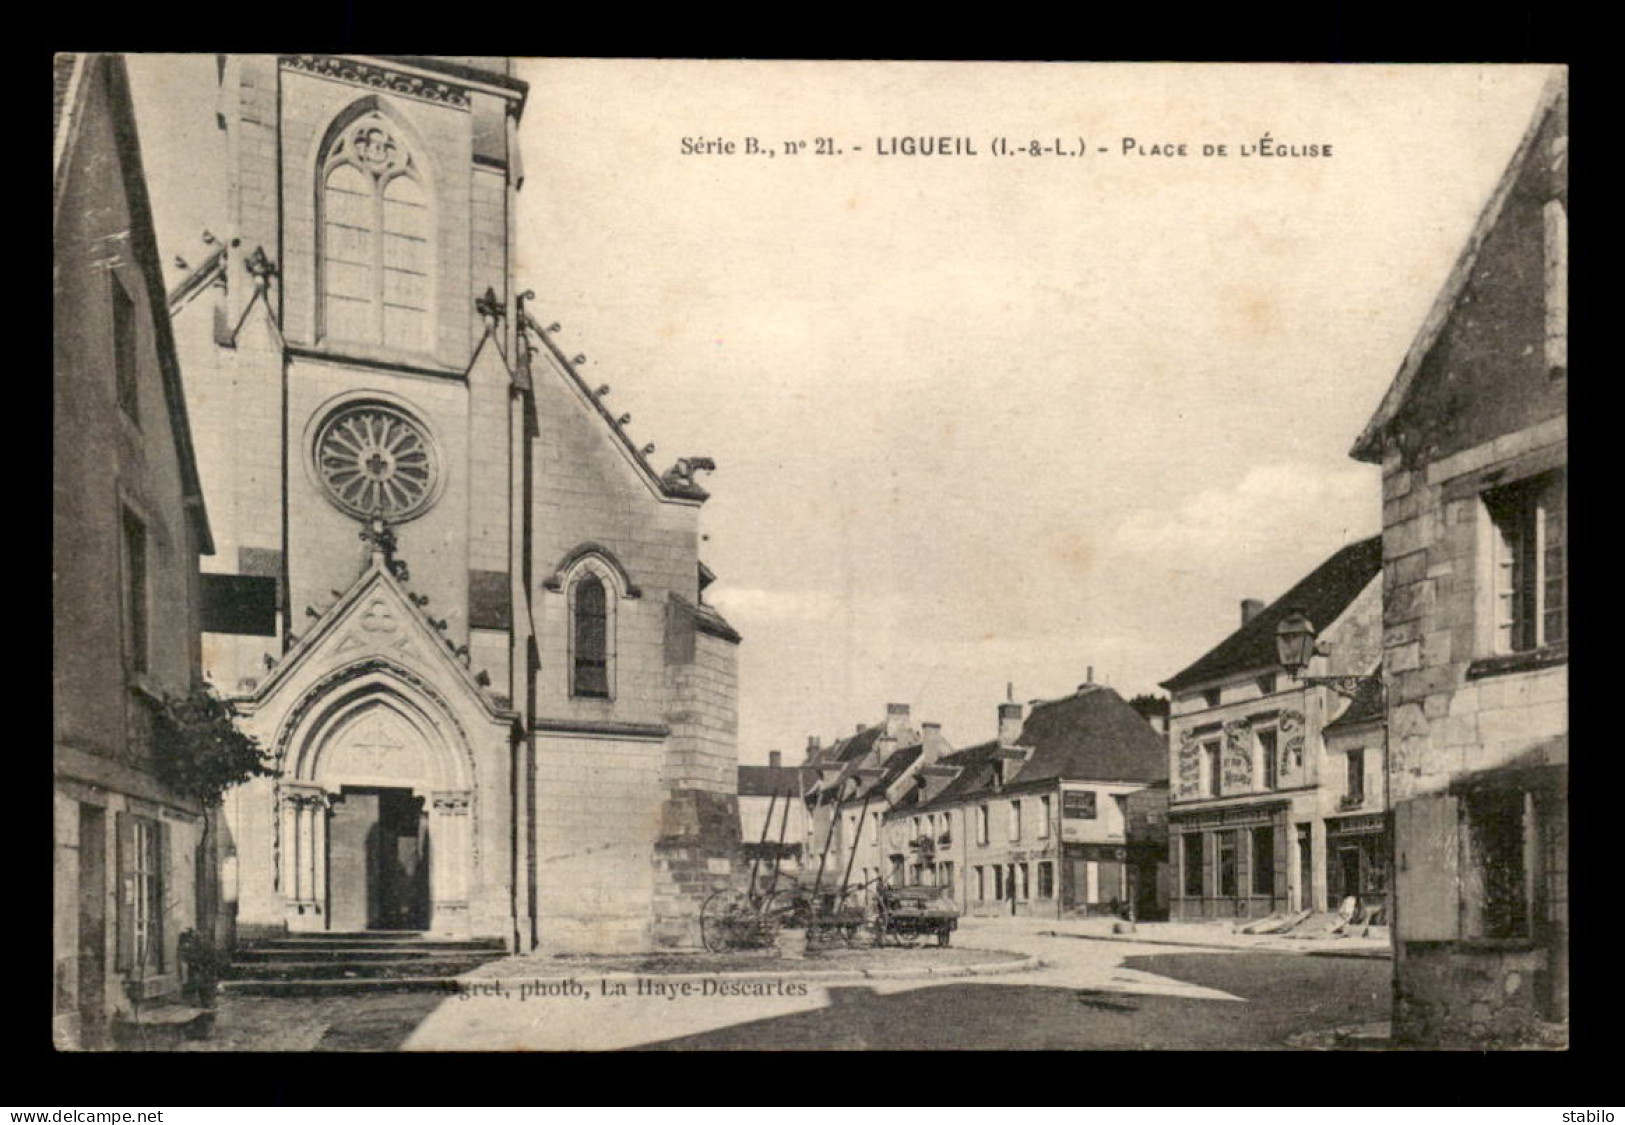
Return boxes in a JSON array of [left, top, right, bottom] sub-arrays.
[[700, 888, 747, 953]]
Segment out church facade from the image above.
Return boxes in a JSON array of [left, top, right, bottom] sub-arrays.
[[169, 55, 742, 952]]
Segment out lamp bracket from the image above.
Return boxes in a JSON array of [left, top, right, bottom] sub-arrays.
[[1294, 674, 1385, 703]]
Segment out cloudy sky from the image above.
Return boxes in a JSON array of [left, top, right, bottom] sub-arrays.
[[125, 58, 1556, 763]]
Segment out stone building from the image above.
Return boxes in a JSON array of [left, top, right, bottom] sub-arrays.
[[54, 54, 217, 1047], [891, 683, 1169, 919], [1160, 541, 1385, 922], [1349, 74, 1567, 1045], [164, 55, 741, 952], [803, 704, 950, 901], [737, 753, 814, 887]]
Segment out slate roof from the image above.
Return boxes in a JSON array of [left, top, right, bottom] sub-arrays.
[[737, 764, 812, 799], [903, 685, 1168, 814], [1160, 536, 1383, 693]]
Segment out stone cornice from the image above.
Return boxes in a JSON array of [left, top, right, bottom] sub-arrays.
[[280, 55, 472, 110]]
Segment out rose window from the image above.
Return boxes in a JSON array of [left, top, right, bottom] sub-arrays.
[[315, 404, 437, 520]]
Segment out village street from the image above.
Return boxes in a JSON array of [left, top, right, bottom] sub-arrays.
[[184, 917, 1392, 1051]]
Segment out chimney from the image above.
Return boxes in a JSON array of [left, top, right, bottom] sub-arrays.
[[997, 701, 1024, 748], [804, 735, 821, 763], [1241, 598, 1266, 626], [920, 721, 942, 765], [769, 750, 782, 769], [885, 702, 911, 739]]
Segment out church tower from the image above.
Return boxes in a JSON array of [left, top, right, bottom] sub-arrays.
[[171, 55, 741, 952]]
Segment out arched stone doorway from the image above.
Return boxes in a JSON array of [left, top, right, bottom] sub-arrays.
[[277, 666, 476, 935]]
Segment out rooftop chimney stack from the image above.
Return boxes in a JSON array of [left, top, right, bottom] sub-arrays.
[[1242, 598, 1266, 626], [920, 721, 943, 765], [769, 751, 782, 769], [885, 702, 911, 739], [805, 735, 821, 763], [997, 701, 1024, 748]]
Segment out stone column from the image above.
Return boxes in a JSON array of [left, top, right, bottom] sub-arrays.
[[429, 791, 472, 936], [279, 783, 327, 930]]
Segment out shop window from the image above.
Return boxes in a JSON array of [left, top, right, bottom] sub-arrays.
[[1218, 830, 1238, 898], [1182, 833, 1203, 897], [116, 814, 164, 973], [1251, 826, 1275, 896], [1486, 473, 1566, 654], [1037, 860, 1055, 899]]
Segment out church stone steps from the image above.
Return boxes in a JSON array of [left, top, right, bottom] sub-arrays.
[[223, 930, 509, 995], [227, 954, 498, 981]]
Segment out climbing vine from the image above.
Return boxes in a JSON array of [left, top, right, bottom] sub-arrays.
[[152, 683, 277, 803]]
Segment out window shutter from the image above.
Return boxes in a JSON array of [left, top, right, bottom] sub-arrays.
[[114, 812, 134, 972], [1396, 792, 1461, 941], [1200, 832, 1214, 900]]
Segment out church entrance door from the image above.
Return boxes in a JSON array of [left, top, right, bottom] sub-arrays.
[[328, 786, 430, 931]]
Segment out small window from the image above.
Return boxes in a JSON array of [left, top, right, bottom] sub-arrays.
[[976, 804, 989, 845], [1037, 794, 1052, 838], [113, 274, 138, 422], [974, 865, 985, 901], [1256, 728, 1279, 791], [1008, 800, 1022, 842], [1037, 860, 1055, 899], [1182, 833, 1203, 896], [1252, 826, 1275, 896], [1202, 687, 1222, 708], [1017, 863, 1030, 900], [1063, 790, 1097, 819], [1486, 473, 1566, 653], [992, 865, 1005, 900], [571, 573, 609, 698], [122, 508, 148, 674], [1256, 674, 1277, 696], [1346, 748, 1366, 806]]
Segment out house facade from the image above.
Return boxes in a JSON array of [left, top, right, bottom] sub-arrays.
[[1161, 544, 1386, 922], [53, 54, 217, 1048], [894, 684, 1169, 919], [802, 704, 948, 903], [1350, 74, 1567, 1045], [164, 55, 741, 953], [737, 754, 813, 888]]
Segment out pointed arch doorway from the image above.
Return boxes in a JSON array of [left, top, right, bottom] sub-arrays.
[[279, 667, 476, 936]]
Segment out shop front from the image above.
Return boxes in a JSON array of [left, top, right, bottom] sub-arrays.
[[1324, 811, 1389, 921], [1169, 801, 1290, 920]]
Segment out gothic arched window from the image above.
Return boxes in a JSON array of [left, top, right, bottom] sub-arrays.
[[319, 115, 430, 351], [572, 573, 610, 699]]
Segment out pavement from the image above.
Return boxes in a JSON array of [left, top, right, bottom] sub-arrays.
[[1033, 914, 1392, 958], [399, 914, 1372, 1050], [172, 915, 1398, 1050]]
